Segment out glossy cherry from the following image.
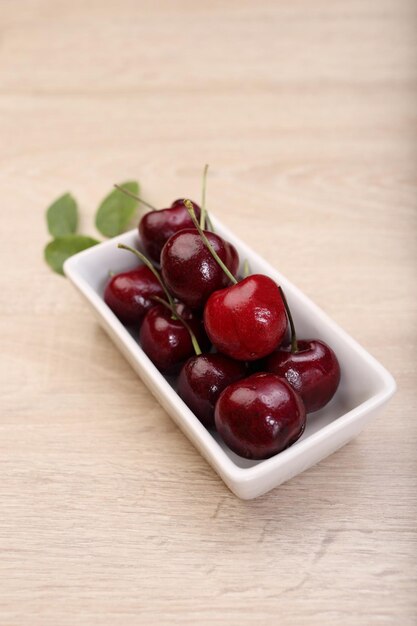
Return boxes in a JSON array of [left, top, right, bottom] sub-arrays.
[[177, 354, 247, 429], [215, 372, 306, 460], [170, 198, 200, 210], [104, 266, 165, 326], [139, 303, 208, 374], [161, 228, 239, 309], [265, 340, 340, 412], [139, 200, 201, 263], [264, 288, 340, 412], [204, 274, 287, 361]]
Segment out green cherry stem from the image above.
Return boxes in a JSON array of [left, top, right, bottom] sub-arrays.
[[184, 199, 238, 286], [278, 286, 298, 354], [151, 296, 202, 356], [200, 164, 209, 230], [117, 243, 176, 312], [114, 184, 157, 211]]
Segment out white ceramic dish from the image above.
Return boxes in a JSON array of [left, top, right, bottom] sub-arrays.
[[64, 217, 396, 499]]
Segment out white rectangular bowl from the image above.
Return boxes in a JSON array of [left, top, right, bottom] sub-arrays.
[[64, 217, 396, 499]]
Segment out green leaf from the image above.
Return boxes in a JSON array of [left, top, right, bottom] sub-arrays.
[[95, 181, 139, 237], [46, 193, 78, 237], [44, 235, 100, 275]]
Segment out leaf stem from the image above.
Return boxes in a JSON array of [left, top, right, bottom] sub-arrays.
[[151, 296, 202, 356], [114, 184, 157, 211], [200, 164, 209, 230], [117, 244, 176, 311], [278, 286, 298, 353], [183, 199, 237, 286]]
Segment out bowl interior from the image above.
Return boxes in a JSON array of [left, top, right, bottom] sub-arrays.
[[67, 226, 391, 471]]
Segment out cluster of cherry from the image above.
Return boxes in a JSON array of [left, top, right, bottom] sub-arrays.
[[103, 186, 340, 460]]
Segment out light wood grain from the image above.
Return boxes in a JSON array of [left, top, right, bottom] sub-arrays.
[[0, 1, 416, 624]]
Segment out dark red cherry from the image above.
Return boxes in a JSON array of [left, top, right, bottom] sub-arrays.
[[204, 275, 287, 361], [170, 198, 201, 210], [138, 200, 201, 263], [215, 372, 306, 460], [265, 340, 341, 412], [177, 354, 247, 429], [139, 303, 208, 374], [161, 228, 239, 309], [104, 266, 165, 326]]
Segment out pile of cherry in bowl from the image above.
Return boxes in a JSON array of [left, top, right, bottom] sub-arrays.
[[104, 194, 341, 460]]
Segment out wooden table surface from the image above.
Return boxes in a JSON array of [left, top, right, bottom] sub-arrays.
[[1, 1, 416, 624]]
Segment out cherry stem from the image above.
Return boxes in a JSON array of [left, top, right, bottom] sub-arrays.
[[114, 184, 157, 211], [151, 296, 202, 356], [117, 244, 176, 312], [183, 199, 238, 286], [200, 164, 209, 230], [242, 259, 251, 278], [205, 213, 214, 232], [279, 286, 298, 353]]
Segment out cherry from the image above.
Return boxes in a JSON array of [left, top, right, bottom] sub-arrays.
[[265, 340, 340, 413], [170, 198, 201, 210], [139, 200, 201, 263], [104, 266, 165, 326], [215, 372, 306, 460], [161, 228, 239, 309], [264, 288, 341, 412], [139, 303, 208, 374], [114, 183, 202, 264], [177, 354, 247, 429], [204, 274, 287, 361]]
